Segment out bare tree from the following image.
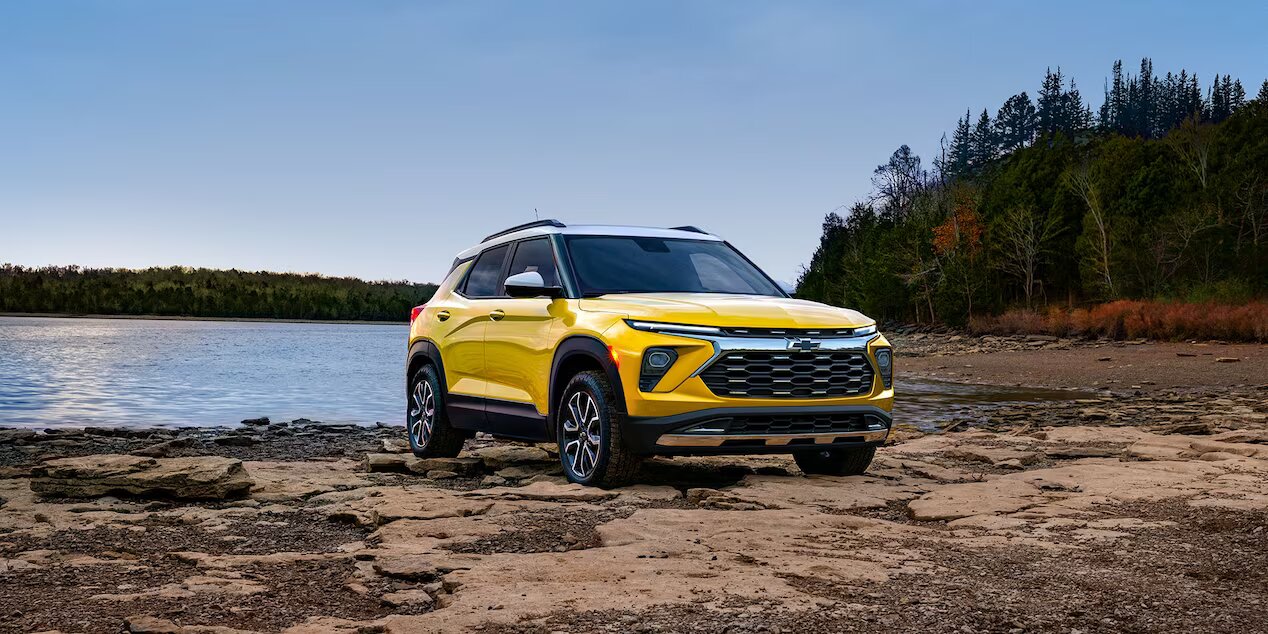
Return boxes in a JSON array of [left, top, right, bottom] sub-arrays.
[[1234, 172, 1267, 251], [871, 145, 927, 219], [1165, 113, 1214, 189], [996, 205, 1063, 308], [1065, 163, 1117, 298]]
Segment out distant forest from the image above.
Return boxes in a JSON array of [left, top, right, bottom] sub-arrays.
[[0, 265, 438, 321], [797, 59, 1268, 324]]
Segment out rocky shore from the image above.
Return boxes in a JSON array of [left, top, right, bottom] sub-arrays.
[[1, 335, 1265, 633]]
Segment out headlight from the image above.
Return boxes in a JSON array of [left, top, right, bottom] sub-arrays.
[[874, 348, 892, 388], [639, 347, 678, 391], [853, 323, 878, 337], [625, 320, 722, 335]]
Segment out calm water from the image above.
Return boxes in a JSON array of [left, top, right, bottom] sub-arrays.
[[0, 316, 1087, 430], [0, 316, 407, 428]]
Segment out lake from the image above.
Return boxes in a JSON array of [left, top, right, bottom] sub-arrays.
[[0, 316, 407, 428], [0, 316, 1084, 430]]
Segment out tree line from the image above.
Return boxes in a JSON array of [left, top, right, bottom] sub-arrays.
[[797, 58, 1268, 324], [0, 265, 438, 321]]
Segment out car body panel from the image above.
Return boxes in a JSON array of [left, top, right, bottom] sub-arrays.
[[407, 225, 894, 451]]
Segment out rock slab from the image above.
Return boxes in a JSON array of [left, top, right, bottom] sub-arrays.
[[30, 454, 253, 500]]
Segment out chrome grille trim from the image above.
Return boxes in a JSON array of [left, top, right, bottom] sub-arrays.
[[699, 350, 875, 398]]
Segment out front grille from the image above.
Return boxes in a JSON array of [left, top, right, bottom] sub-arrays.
[[721, 326, 859, 338], [699, 350, 874, 398], [686, 412, 882, 435]]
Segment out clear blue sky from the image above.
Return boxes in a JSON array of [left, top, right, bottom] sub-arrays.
[[2, 1, 1264, 284]]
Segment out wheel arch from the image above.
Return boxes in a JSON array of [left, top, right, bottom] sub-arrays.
[[406, 338, 447, 399], [548, 335, 626, 441]]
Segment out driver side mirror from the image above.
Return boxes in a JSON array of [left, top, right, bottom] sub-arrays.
[[504, 271, 563, 298]]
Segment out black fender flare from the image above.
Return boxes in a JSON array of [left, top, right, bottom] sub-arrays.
[[548, 335, 627, 439], [406, 338, 447, 400]]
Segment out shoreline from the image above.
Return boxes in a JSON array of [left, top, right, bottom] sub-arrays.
[[1, 333, 1265, 632], [0, 311, 408, 326]]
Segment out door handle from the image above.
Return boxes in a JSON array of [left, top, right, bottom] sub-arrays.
[[436, 310, 450, 322], [489, 309, 505, 321]]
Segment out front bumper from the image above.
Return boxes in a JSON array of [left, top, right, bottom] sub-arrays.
[[623, 405, 891, 456]]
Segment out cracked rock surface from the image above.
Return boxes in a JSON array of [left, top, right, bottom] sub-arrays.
[[1, 336, 1265, 633]]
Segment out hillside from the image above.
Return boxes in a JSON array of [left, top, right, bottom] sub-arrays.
[[797, 59, 1268, 333]]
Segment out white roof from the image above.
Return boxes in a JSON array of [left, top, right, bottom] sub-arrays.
[[455, 224, 722, 260]]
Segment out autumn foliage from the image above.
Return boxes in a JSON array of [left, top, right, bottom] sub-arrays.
[[969, 300, 1268, 342]]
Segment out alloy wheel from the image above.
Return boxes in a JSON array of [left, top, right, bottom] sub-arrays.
[[561, 390, 602, 479], [409, 379, 436, 448]]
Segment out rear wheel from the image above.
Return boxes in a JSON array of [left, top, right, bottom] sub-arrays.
[[557, 370, 640, 488], [794, 445, 876, 476], [407, 365, 465, 458]]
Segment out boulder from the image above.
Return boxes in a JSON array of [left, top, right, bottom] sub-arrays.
[[407, 457, 482, 476], [381, 438, 411, 453], [30, 455, 253, 500], [363, 453, 411, 473], [468, 445, 552, 469], [0, 429, 37, 444], [372, 554, 443, 581], [131, 438, 192, 458]]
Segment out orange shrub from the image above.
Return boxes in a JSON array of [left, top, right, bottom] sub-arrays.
[[969, 300, 1268, 342]]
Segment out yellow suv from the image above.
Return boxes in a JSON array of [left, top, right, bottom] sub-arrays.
[[406, 220, 893, 486]]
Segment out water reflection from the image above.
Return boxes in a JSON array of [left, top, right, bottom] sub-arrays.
[[894, 377, 1099, 430], [0, 316, 407, 428]]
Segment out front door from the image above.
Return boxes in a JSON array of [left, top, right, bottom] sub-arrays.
[[482, 237, 563, 439], [436, 242, 510, 429]]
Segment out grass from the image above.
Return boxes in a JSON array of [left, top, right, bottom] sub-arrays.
[[968, 300, 1268, 342]]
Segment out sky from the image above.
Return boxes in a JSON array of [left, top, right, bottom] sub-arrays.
[[2, 1, 1265, 284]]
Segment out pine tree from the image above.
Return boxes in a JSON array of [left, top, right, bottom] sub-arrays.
[[1137, 58, 1156, 138], [1259, 79, 1268, 102], [994, 92, 1037, 153], [970, 109, 997, 169], [1063, 78, 1093, 134], [1037, 68, 1065, 136], [948, 110, 973, 179], [1230, 79, 1247, 112], [1103, 60, 1126, 133]]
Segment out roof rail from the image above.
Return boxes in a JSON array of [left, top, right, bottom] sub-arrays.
[[670, 225, 709, 235], [482, 219, 566, 243]]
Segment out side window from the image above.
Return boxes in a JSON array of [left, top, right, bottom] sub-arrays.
[[463, 244, 510, 297], [507, 238, 560, 287]]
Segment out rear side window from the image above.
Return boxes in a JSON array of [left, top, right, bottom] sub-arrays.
[[463, 244, 510, 297], [507, 238, 560, 287]]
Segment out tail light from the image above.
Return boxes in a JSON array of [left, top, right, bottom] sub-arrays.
[[410, 305, 426, 322]]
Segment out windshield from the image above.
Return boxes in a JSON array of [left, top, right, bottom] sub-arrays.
[[564, 236, 783, 297]]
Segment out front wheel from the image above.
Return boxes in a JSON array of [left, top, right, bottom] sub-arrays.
[[556, 370, 640, 488], [407, 365, 465, 458], [794, 445, 876, 476]]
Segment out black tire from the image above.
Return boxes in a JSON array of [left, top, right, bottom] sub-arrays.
[[407, 365, 465, 458], [556, 370, 641, 488], [794, 445, 876, 476]]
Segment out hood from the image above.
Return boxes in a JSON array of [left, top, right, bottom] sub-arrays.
[[578, 293, 873, 329]]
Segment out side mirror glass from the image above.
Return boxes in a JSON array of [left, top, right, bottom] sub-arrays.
[[505, 271, 563, 298]]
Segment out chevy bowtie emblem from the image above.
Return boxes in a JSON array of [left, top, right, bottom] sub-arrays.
[[787, 337, 821, 351]]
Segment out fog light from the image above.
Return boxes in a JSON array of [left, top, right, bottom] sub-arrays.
[[639, 347, 678, 391], [875, 348, 893, 389], [647, 350, 673, 369]]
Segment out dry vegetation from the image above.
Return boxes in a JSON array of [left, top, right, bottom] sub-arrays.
[[969, 299, 1268, 342]]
